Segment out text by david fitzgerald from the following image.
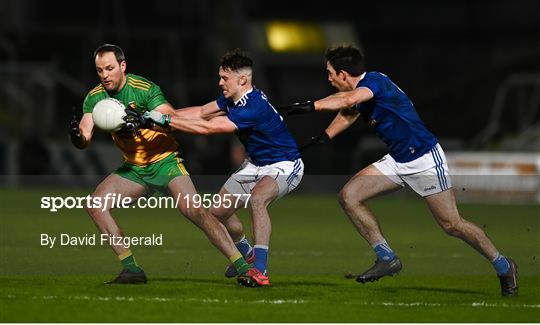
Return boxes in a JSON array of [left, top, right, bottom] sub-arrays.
[[40, 233, 163, 248]]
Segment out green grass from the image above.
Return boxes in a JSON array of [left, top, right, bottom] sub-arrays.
[[1, 188, 539, 322]]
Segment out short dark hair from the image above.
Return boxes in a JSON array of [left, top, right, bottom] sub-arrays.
[[220, 49, 253, 72], [325, 44, 365, 77], [93, 44, 125, 63]]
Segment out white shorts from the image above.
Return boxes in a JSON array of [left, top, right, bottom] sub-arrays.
[[224, 158, 304, 200], [373, 143, 452, 197]]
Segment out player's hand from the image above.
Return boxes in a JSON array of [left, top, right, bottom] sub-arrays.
[[300, 131, 331, 152], [69, 110, 82, 139], [278, 100, 315, 116], [121, 108, 145, 132], [143, 111, 171, 127]]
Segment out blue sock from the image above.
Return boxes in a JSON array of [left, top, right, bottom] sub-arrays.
[[373, 240, 396, 261], [235, 236, 253, 259], [492, 253, 510, 275], [253, 245, 269, 274]]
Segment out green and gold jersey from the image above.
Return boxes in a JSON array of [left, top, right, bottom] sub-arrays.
[[83, 73, 178, 166]]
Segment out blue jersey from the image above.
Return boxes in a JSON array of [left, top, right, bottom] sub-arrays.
[[355, 72, 437, 162], [216, 87, 300, 166]]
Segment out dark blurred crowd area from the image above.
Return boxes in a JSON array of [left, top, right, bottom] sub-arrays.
[[1, 0, 539, 176]]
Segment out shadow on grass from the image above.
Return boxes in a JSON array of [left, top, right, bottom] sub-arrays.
[[150, 277, 339, 288], [382, 285, 484, 295], [271, 281, 339, 287], [150, 277, 234, 286]]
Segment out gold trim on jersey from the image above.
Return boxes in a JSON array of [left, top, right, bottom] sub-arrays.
[[127, 82, 151, 91], [128, 83, 151, 91], [127, 77, 151, 87], [89, 85, 105, 96], [127, 78, 151, 91]]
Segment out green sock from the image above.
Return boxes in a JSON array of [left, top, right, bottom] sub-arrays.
[[119, 251, 143, 273], [230, 253, 250, 275]]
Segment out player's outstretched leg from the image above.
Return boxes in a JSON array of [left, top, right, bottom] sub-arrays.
[[168, 175, 260, 286], [222, 216, 255, 278], [248, 176, 279, 277], [85, 174, 147, 284], [338, 165, 403, 283], [209, 188, 255, 278], [425, 189, 518, 296]]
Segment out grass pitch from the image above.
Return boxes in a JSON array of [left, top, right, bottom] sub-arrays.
[[1, 188, 539, 322]]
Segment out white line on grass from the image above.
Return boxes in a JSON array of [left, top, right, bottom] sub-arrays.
[[6, 295, 306, 305], [4, 295, 539, 308], [343, 301, 540, 308]]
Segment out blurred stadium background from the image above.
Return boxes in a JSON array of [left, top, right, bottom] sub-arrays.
[[0, 0, 539, 202], [1, 2, 539, 321]]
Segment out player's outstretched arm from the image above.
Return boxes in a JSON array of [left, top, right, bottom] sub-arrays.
[[70, 113, 94, 149], [315, 87, 373, 112], [169, 115, 237, 135], [280, 87, 373, 115], [143, 106, 236, 135], [170, 101, 225, 120], [161, 101, 225, 120], [278, 100, 316, 115]]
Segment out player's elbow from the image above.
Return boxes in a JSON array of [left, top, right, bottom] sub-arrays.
[[343, 96, 358, 108]]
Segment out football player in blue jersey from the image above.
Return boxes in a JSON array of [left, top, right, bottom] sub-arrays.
[[279, 44, 517, 296], [143, 50, 304, 286]]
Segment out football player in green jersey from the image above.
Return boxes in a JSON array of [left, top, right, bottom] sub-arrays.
[[69, 44, 266, 286]]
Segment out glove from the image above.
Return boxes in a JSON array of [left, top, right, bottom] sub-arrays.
[[143, 110, 171, 126], [278, 100, 315, 116], [69, 108, 82, 139], [121, 108, 143, 132], [300, 131, 331, 152], [119, 109, 171, 134]]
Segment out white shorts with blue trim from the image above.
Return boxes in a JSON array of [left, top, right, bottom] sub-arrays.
[[224, 158, 304, 199], [373, 143, 452, 197]]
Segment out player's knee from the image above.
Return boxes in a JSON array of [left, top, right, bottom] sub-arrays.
[[225, 221, 244, 239], [209, 207, 229, 222], [182, 206, 202, 221], [249, 193, 271, 209], [338, 188, 361, 209], [85, 198, 108, 218], [440, 220, 464, 237]]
